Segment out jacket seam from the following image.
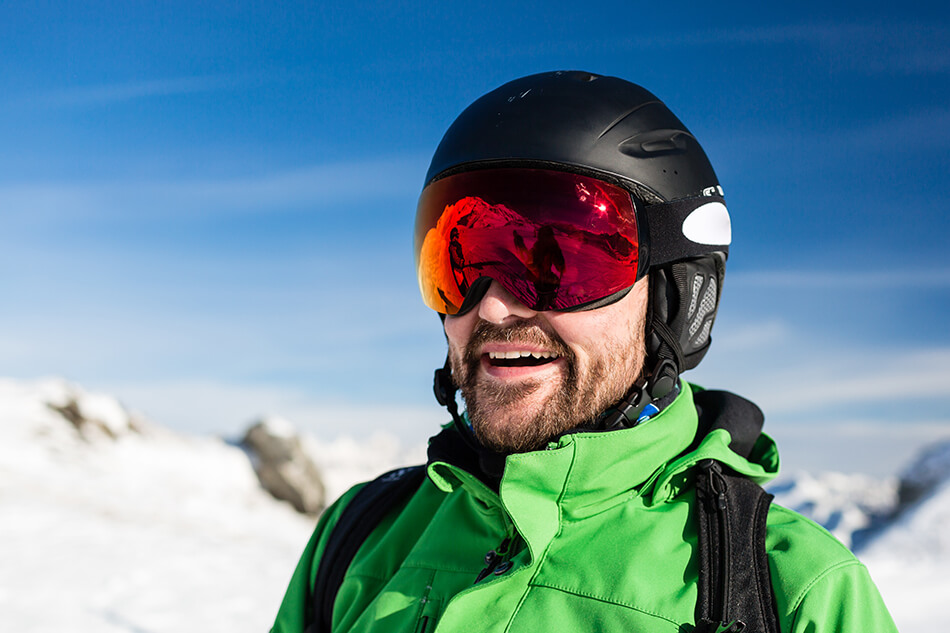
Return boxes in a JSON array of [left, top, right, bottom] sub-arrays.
[[402, 561, 484, 574], [528, 581, 684, 627], [788, 559, 865, 615], [345, 563, 480, 582]]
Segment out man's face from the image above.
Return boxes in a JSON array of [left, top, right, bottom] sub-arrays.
[[444, 276, 650, 453]]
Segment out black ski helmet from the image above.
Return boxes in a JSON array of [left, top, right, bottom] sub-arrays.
[[423, 70, 731, 424]]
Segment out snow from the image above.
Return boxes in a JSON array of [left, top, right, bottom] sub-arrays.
[[770, 441, 950, 633], [1, 377, 946, 632], [858, 476, 950, 632], [768, 471, 898, 549], [257, 414, 300, 440], [0, 378, 419, 633]]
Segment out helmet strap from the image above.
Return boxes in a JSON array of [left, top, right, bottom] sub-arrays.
[[596, 269, 686, 431], [596, 356, 677, 430], [433, 355, 464, 429]]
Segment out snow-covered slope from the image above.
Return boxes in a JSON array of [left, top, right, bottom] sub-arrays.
[[850, 441, 950, 633], [768, 471, 899, 549], [0, 378, 418, 633], [1, 377, 946, 633], [770, 438, 950, 633], [858, 475, 950, 633], [859, 440, 950, 558]]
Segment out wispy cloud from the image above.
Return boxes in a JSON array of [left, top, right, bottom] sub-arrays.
[[0, 156, 426, 221], [760, 348, 950, 414], [775, 420, 950, 440], [729, 269, 950, 289], [633, 23, 885, 48], [694, 329, 950, 475], [833, 107, 950, 153], [769, 417, 949, 477], [712, 320, 791, 352], [16, 75, 244, 109], [708, 106, 950, 175], [696, 335, 950, 416]]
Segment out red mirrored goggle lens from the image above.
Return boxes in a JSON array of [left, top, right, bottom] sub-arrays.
[[414, 168, 640, 315]]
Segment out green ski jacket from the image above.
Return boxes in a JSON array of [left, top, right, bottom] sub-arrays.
[[271, 383, 897, 632]]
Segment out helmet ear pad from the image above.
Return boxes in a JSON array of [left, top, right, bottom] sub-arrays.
[[647, 254, 725, 375]]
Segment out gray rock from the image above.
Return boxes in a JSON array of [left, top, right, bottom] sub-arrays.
[[241, 417, 326, 515]]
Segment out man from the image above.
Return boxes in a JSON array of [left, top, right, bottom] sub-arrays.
[[272, 71, 896, 633]]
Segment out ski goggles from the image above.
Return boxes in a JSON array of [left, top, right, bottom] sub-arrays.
[[414, 168, 642, 315]]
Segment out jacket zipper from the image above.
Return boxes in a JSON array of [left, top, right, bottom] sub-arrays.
[[707, 462, 730, 618], [704, 460, 750, 633]]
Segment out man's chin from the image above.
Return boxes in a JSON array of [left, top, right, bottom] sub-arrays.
[[460, 367, 575, 453], [472, 418, 548, 454], [469, 397, 567, 453]]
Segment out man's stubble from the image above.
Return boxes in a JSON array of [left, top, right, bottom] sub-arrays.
[[449, 318, 645, 453]]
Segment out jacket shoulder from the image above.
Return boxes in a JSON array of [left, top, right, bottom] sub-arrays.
[[270, 482, 369, 633], [765, 503, 897, 632]]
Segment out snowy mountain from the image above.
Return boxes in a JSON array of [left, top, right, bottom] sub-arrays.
[[769, 439, 950, 632], [1, 377, 946, 632], [768, 471, 899, 550], [770, 439, 950, 557]]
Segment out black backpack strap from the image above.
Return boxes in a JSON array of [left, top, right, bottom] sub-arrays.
[[307, 465, 427, 633], [695, 459, 780, 633]]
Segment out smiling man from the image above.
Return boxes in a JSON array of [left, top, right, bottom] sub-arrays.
[[272, 71, 896, 633]]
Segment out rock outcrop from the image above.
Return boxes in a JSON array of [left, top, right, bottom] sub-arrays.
[[897, 439, 950, 508], [241, 417, 326, 515]]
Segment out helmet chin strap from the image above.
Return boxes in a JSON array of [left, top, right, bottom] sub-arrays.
[[595, 357, 677, 430], [433, 356, 466, 430], [432, 355, 507, 482], [595, 271, 685, 431]]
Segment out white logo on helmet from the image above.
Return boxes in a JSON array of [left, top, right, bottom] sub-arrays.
[[682, 202, 731, 246]]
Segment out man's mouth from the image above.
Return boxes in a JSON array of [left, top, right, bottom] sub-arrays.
[[485, 350, 560, 368]]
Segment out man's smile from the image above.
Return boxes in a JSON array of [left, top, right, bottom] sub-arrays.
[[479, 343, 564, 379], [485, 349, 559, 366]]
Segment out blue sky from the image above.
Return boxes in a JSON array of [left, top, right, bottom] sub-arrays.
[[1, 2, 948, 475]]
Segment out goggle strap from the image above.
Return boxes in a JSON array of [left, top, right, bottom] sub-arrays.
[[643, 194, 730, 268]]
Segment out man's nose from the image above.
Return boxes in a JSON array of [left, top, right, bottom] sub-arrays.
[[477, 281, 538, 324]]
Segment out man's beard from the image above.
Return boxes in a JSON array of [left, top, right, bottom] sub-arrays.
[[449, 319, 644, 454]]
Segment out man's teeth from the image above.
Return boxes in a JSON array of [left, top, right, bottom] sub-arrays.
[[487, 351, 557, 360]]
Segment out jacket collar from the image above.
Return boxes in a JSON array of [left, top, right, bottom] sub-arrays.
[[429, 382, 686, 560], [425, 383, 779, 564]]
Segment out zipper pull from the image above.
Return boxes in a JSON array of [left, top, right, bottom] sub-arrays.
[[714, 619, 746, 633], [703, 460, 728, 511], [474, 537, 511, 584]]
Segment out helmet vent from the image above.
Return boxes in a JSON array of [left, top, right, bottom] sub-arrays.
[[618, 129, 690, 157], [694, 319, 713, 347], [688, 276, 717, 339], [687, 275, 703, 320]]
